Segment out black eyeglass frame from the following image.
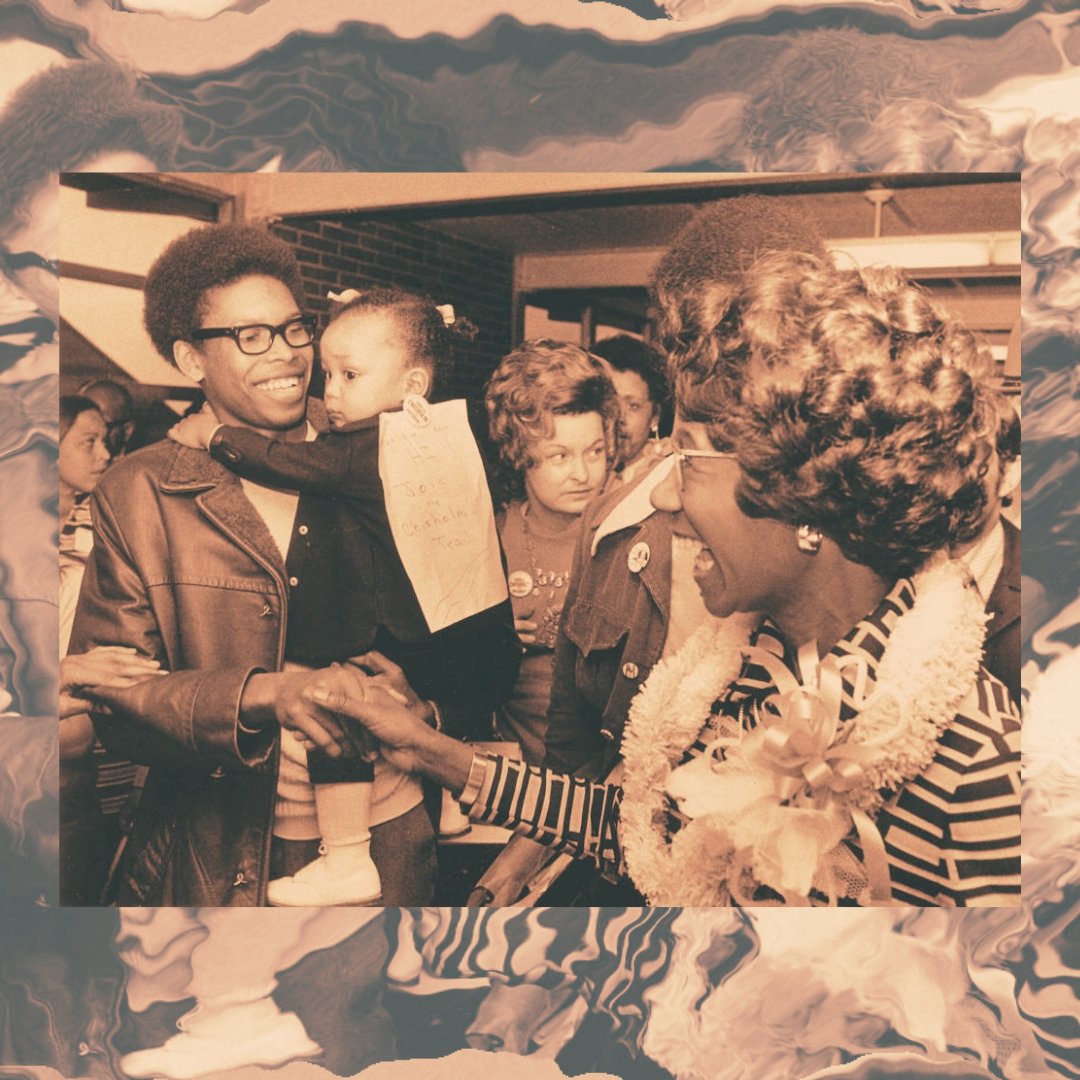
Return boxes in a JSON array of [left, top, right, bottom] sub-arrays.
[[190, 315, 317, 356]]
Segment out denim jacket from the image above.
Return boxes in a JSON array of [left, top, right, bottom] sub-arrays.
[[543, 476, 673, 780]]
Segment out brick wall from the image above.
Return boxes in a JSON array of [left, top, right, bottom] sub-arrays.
[[270, 215, 515, 402]]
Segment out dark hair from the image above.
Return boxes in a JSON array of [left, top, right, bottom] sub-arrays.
[[661, 249, 1003, 578], [996, 402, 1021, 464], [650, 193, 825, 445], [59, 395, 102, 443], [326, 287, 477, 397], [652, 196, 826, 315], [78, 376, 134, 416], [0, 63, 180, 244], [143, 224, 305, 365], [590, 334, 670, 432], [485, 340, 619, 500]]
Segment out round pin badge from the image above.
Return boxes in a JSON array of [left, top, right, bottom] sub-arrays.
[[508, 570, 535, 598], [627, 541, 651, 573], [403, 393, 431, 427]]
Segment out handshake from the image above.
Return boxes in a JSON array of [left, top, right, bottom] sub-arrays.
[[64, 646, 475, 797], [268, 652, 472, 793]]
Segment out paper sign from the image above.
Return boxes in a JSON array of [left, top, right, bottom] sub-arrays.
[[379, 399, 508, 632]]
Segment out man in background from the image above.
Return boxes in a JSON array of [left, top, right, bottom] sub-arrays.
[[78, 376, 137, 458]]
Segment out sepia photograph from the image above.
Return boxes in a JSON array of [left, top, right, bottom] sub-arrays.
[[55, 172, 1021, 916], [0, 2, 1077, 1079]]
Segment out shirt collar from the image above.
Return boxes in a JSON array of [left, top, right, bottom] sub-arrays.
[[590, 454, 674, 556], [957, 520, 1005, 604]]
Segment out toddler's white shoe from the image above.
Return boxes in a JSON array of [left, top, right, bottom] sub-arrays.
[[267, 843, 382, 906]]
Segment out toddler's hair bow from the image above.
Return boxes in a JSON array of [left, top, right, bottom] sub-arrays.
[[435, 303, 456, 327], [327, 288, 363, 305]]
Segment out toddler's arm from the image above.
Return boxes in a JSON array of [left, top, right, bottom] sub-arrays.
[[208, 424, 383, 500]]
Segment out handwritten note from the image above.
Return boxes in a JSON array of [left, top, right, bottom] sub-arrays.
[[380, 399, 508, 633]]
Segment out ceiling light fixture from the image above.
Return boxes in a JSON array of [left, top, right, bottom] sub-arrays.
[[827, 232, 1021, 271]]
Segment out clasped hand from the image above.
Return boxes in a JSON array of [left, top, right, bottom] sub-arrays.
[[61, 646, 166, 719], [274, 651, 433, 775]]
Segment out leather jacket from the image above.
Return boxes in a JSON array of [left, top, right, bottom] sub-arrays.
[[70, 441, 311, 906], [206, 417, 521, 737]]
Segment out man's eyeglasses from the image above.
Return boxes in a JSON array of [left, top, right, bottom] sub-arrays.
[[2, 251, 60, 277], [671, 445, 738, 487], [191, 316, 316, 356]]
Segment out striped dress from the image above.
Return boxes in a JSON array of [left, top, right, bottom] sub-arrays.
[[463, 578, 1021, 907]]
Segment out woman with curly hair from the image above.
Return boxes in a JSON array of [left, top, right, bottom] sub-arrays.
[[293, 249, 1020, 908], [484, 341, 619, 766]]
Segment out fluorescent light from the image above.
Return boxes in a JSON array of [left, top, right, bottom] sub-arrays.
[[828, 232, 1021, 271]]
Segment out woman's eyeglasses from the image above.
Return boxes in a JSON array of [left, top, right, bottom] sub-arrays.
[[191, 316, 317, 356], [671, 446, 738, 487]]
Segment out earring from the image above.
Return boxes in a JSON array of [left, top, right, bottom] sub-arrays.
[[650, 423, 660, 441], [796, 524, 823, 554]]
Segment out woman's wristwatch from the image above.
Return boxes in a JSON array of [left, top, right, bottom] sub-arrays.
[[457, 752, 490, 808]]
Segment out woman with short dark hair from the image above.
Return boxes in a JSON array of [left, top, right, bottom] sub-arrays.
[[58, 394, 162, 904]]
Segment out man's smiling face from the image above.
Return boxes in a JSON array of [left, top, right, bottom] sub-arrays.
[[186, 274, 313, 437]]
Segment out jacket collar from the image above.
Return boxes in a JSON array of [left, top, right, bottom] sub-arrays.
[[158, 443, 288, 578], [158, 417, 319, 489], [159, 443, 237, 490], [588, 462, 675, 621], [591, 455, 674, 556]]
